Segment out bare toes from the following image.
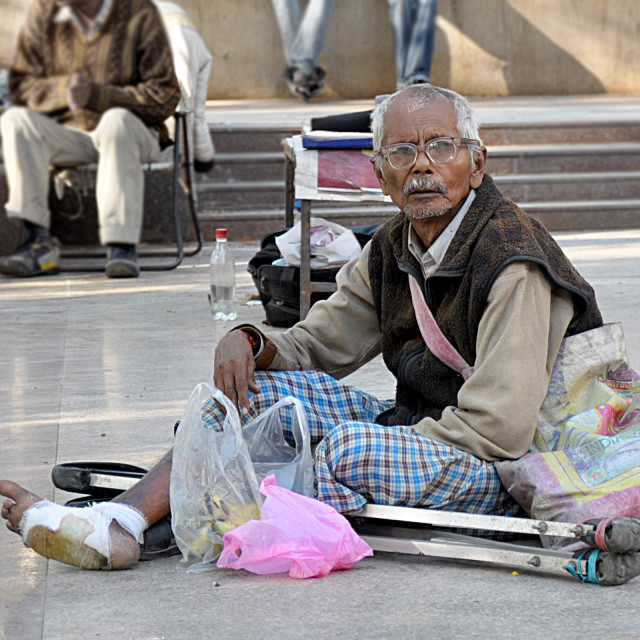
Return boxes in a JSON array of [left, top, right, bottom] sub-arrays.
[[0, 480, 45, 532]]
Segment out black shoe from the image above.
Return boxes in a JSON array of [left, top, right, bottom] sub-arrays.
[[138, 514, 180, 560], [106, 246, 139, 278], [0, 237, 60, 277], [283, 66, 311, 101], [305, 66, 326, 99], [194, 158, 215, 173]]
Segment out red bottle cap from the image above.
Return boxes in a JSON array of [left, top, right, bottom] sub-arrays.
[[215, 228, 228, 240]]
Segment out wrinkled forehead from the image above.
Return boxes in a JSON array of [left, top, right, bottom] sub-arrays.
[[383, 93, 458, 139]]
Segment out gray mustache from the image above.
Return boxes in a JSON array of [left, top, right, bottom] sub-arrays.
[[403, 177, 447, 197]]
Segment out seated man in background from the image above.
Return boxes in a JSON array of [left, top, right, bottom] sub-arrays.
[[0, 0, 180, 279], [0, 84, 604, 572]]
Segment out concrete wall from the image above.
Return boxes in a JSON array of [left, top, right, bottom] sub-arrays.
[[1, 0, 639, 98]]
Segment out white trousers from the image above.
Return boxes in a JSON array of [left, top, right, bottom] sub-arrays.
[[0, 107, 162, 246], [162, 16, 214, 164]]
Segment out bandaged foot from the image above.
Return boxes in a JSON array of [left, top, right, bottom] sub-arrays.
[[1, 480, 145, 570], [20, 501, 147, 570]]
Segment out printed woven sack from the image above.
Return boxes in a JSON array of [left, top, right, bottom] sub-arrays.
[[496, 322, 640, 547]]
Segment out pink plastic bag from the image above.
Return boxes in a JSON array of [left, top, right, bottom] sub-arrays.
[[217, 475, 373, 579]]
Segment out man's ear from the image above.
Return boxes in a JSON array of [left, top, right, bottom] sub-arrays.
[[469, 146, 487, 190], [372, 158, 390, 196]]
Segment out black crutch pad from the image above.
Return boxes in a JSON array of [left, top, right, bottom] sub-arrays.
[[51, 461, 148, 499]]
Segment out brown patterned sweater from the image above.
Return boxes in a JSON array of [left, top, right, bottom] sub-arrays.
[[9, 0, 180, 148]]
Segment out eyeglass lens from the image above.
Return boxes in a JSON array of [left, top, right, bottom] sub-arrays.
[[387, 139, 457, 168]]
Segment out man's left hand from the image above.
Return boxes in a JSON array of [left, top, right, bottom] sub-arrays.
[[214, 330, 261, 415], [67, 73, 92, 111]]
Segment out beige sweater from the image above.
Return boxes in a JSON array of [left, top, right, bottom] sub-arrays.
[[255, 242, 575, 462]]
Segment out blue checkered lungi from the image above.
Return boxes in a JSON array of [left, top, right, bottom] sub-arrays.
[[202, 370, 519, 518]]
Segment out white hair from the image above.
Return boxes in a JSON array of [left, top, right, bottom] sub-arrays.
[[370, 85, 483, 169]]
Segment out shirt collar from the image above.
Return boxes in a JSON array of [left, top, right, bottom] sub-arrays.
[[407, 189, 477, 277], [54, 0, 113, 38]]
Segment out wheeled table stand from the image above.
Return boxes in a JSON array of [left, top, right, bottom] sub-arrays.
[[52, 462, 640, 585]]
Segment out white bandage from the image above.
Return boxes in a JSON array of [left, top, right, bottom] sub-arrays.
[[20, 500, 147, 568]]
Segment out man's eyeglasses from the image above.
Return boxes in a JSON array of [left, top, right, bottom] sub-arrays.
[[378, 137, 482, 169]]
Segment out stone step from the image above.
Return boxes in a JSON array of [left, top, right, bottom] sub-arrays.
[[479, 121, 640, 146], [198, 205, 397, 242], [210, 127, 298, 153], [3, 100, 639, 252], [201, 138, 640, 204], [495, 171, 640, 202], [198, 199, 640, 241], [523, 199, 640, 232], [205, 151, 285, 182], [486, 142, 640, 174], [207, 121, 640, 155], [197, 179, 285, 210], [206, 143, 640, 184], [196, 169, 640, 212]]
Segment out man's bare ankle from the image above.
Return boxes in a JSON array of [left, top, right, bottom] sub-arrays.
[[109, 521, 141, 569]]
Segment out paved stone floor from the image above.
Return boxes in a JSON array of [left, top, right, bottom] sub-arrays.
[[3, 230, 640, 639]]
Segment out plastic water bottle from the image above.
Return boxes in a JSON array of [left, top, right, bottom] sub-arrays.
[[209, 228, 237, 321]]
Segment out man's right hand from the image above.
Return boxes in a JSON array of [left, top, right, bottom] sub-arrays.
[[213, 330, 261, 415], [67, 73, 92, 112]]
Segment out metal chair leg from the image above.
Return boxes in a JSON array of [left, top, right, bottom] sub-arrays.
[[178, 110, 204, 258]]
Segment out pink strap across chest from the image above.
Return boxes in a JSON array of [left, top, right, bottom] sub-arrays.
[[408, 274, 475, 382]]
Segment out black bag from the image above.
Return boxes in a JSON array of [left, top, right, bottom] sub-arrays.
[[248, 227, 376, 328]]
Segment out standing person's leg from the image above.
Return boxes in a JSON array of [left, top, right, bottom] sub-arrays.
[[289, 0, 335, 75], [270, 0, 302, 68], [387, 0, 414, 89], [272, 0, 334, 99], [271, 0, 310, 99], [90, 108, 162, 278], [0, 107, 96, 276], [403, 0, 438, 86]]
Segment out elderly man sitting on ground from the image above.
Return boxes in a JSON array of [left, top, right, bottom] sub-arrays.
[[0, 83, 611, 573]]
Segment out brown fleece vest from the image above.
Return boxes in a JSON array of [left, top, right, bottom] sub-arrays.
[[368, 174, 603, 427]]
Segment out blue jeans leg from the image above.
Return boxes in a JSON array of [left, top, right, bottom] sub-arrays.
[[388, 0, 438, 87], [271, 0, 335, 74]]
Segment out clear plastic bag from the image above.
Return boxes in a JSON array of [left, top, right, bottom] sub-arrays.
[[217, 475, 373, 579], [275, 216, 362, 268], [169, 383, 313, 572], [242, 395, 313, 497]]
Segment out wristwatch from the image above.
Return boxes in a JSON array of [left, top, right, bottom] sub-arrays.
[[234, 324, 265, 361]]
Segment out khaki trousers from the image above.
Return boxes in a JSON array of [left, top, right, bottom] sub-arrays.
[[0, 107, 162, 246]]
